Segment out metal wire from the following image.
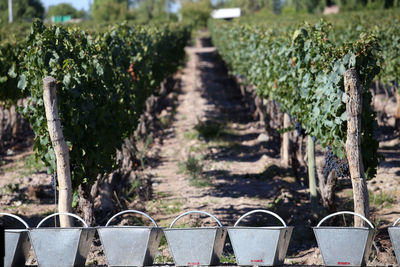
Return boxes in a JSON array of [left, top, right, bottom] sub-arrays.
[[52, 173, 57, 227]]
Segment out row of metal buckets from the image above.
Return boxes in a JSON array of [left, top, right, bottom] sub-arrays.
[[3, 209, 400, 266]]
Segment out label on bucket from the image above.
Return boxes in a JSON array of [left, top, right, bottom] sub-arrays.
[[251, 259, 263, 263], [337, 261, 351, 265], [187, 262, 200, 265]]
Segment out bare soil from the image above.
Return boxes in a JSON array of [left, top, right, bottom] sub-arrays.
[[0, 34, 399, 266]]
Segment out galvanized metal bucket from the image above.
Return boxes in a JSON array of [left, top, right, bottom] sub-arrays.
[[98, 209, 163, 266], [388, 217, 400, 264], [29, 212, 95, 267], [313, 211, 375, 266], [164, 210, 227, 266], [227, 209, 293, 266], [0, 213, 31, 267]]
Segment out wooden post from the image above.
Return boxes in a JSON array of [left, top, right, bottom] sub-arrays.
[[344, 69, 369, 227], [43, 76, 73, 227], [308, 135, 317, 210], [281, 113, 291, 167], [395, 88, 400, 132], [8, 0, 13, 23], [318, 169, 338, 212]]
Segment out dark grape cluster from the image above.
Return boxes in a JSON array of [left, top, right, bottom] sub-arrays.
[[294, 121, 306, 137], [323, 147, 349, 178]]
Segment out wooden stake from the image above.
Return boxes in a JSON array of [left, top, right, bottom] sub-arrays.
[[308, 135, 317, 210], [281, 113, 291, 168], [344, 69, 369, 227], [395, 89, 400, 132], [43, 76, 73, 227]]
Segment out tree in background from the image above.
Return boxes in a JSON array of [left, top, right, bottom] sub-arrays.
[[0, 0, 44, 24], [180, 0, 212, 28], [91, 0, 134, 22], [337, 0, 398, 9], [46, 3, 86, 19], [281, 0, 325, 14], [132, 0, 178, 23]]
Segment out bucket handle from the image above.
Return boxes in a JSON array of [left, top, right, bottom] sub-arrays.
[[169, 210, 223, 228], [316, 211, 374, 228], [233, 209, 287, 227], [392, 217, 400, 227], [105, 210, 159, 227], [37, 212, 89, 228], [0, 212, 30, 228]]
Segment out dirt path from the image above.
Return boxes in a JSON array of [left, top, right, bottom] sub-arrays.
[[146, 38, 277, 225], [142, 36, 320, 264]]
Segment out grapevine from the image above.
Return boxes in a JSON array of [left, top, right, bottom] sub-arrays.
[[210, 19, 381, 179], [18, 19, 190, 189]]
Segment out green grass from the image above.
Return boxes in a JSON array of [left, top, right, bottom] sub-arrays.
[[195, 120, 234, 140], [183, 130, 199, 140], [160, 115, 171, 128], [184, 121, 236, 143], [2, 154, 46, 176], [135, 134, 153, 169], [178, 155, 203, 176], [159, 200, 183, 214], [189, 177, 212, 187], [154, 254, 174, 264], [220, 253, 236, 264], [369, 190, 395, 209], [0, 183, 20, 195], [148, 199, 182, 215], [178, 155, 211, 187], [22, 154, 45, 174]]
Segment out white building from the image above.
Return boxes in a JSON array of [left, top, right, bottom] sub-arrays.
[[211, 8, 241, 20]]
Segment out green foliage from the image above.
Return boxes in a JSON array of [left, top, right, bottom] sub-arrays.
[[337, 0, 396, 10], [194, 120, 229, 140], [210, 18, 381, 178], [46, 3, 86, 19], [21, 153, 45, 175], [0, 42, 27, 105], [0, 0, 44, 24], [133, 0, 178, 24], [282, 0, 325, 14], [220, 253, 236, 264], [18, 19, 190, 189], [180, 0, 212, 29], [92, 0, 134, 22], [377, 21, 400, 92], [178, 155, 211, 187], [369, 190, 395, 208]]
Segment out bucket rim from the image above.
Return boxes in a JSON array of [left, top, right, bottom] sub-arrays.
[[0, 212, 30, 228], [105, 209, 159, 227], [37, 212, 89, 228], [97, 225, 164, 229], [316, 211, 374, 228], [313, 226, 374, 231], [164, 226, 225, 231], [30, 227, 96, 230], [233, 209, 288, 227], [169, 210, 223, 228], [227, 226, 294, 230], [5, 228, 31, 232]]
